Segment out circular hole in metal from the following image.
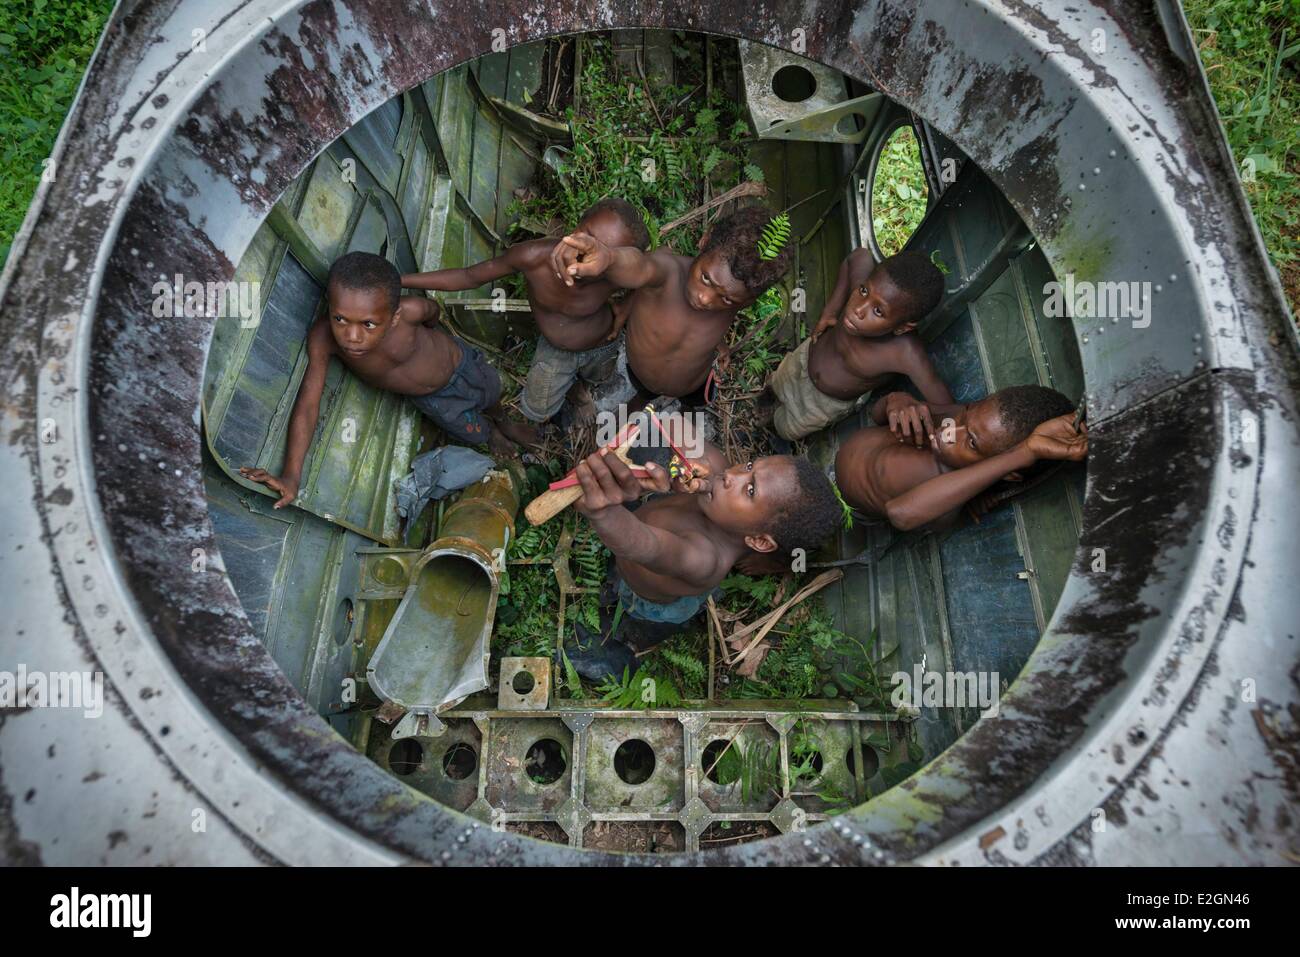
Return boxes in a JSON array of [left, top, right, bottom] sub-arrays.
[[372, 555, 407, 587], [388, 739, 423, 776], [613, 739, 656, 785], [441, 742, 477, 780], [511, 670, 536, 695], [332, 597, 354, 646], [772, 64, 817, 103], [846, 744, 880, 779], [525, 738, 566, 785], [701, 738, 742, 786]]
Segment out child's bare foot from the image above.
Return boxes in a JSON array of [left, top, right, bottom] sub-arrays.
[[568, 381, 597, 429], [493, 417, 541, 450], [486, 428, 519, 458], [752, 385, 776, 428]]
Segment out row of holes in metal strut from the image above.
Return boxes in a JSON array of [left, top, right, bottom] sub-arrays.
[[388, 737, 882, 787]]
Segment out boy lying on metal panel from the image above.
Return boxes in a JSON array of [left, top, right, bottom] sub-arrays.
[[560, 415, 842, 679], [401, 197, 650, 426], [762, 247, 954, 440], [835, 385, 1088, 531], [240, 252, 536, 508]]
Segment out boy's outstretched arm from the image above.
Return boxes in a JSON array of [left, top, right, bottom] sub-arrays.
[[884, 414, 1087, 530], [401, 243, 538, 292], [240, 314, 333, 508], [550, 233, 669, 290], [574, 449, 724, 588]]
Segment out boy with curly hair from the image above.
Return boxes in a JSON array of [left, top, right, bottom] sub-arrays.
[[402, 197, 649, 425], [551, 205, 795, 400], [560, 431, 844, 679], [835, 385, 1087, 531]]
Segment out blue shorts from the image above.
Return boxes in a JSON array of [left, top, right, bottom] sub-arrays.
[[616, 576, 719, 626], [407, 339, 502, 442]]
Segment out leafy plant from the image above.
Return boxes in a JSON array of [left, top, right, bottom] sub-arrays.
[[756, 211, 791, 261], [1184, 0, 1299, 317], [0, 0, 117, 267], [720, 572, 780, 605], [596, 663, 681, 710], [870, 126, 929, 258], [506, 35, 756, 256], [558, 646, 586, 700]]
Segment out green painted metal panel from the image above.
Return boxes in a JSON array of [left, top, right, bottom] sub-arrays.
[[505, 41, 545, 105], [295, 154, 360, 265], [441, 66, 476, 200], [400, 130, 433, 245], [475, 49, 510, 98], [343, 95, 403, 194], [1018, 246, 1085, 402], [470, 99, 503, 231], [969, 268, 1039, 391]]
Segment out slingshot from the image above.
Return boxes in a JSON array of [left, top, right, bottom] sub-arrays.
[[523, 404, 697, 525]]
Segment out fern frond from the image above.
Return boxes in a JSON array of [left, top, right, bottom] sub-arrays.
[[756, 212, 791, 261], [661, 647, 708, 684]]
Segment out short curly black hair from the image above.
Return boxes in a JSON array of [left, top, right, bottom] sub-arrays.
[[581, 197, 650, 250], [764, 456, 843, 560], [700, 205, 796, 297], [877, 251, 945, 322], [327, 251, 401, 313], [993, 385, 1075, 444]]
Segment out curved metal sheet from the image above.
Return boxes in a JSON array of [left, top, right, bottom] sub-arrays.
[[1, 0, 1296, 866]]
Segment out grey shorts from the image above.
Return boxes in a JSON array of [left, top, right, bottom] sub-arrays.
[[520, 335, 621, 422], [407, 339, 502, 443]]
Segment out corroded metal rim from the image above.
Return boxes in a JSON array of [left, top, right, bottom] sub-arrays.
[[4, 1, 1297, 865]]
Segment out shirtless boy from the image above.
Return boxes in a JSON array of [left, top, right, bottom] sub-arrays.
[[402, 198, 649, 424], [551, 205, 796, 400], [767, 248, 950, 440], [834, 385, 1086, 531], [561, 429, 842, 679], [240, 251, 533, 508]]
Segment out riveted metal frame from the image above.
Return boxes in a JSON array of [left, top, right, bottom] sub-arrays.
[[3, 1, 1297, 866]]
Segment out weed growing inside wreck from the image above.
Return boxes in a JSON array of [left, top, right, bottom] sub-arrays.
[[871, 125, 929, 257], [506, 33, 756, 256]]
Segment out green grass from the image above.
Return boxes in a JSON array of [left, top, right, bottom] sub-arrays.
[[1183, 0, 1300, 317], [0, 0, 116, 269], [871, 126, 929, 257]]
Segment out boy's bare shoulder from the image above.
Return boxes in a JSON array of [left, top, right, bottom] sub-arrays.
[[842, 423, 897, 457], [846, 246, 877, 277], [651, 247, 690, 272], [886, 330, 928, 358], [395, 295, 433, 325], [650, 497, 732, 561]]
